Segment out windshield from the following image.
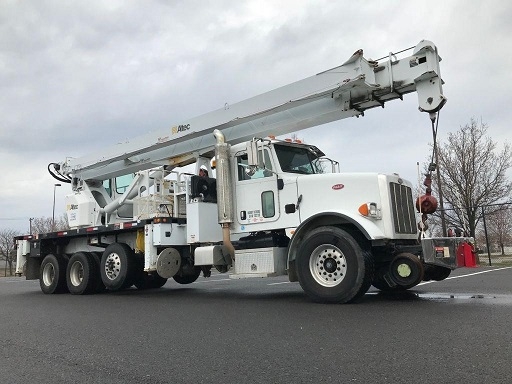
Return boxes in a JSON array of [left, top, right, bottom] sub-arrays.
[[274, 143, 325, 174]]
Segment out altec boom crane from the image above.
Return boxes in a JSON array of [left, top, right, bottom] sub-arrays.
[[16, 40, 476, 303]]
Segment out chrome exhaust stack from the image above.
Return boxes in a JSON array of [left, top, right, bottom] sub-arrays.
[[213, 129, 235, 259]]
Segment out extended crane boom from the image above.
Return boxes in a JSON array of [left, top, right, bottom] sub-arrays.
[[60, 40, 445, 183]]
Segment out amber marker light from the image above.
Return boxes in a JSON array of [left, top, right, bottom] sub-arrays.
[[358, 202, 380, 218], [358, 203, 369, 216]]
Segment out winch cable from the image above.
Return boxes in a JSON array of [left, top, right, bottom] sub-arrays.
[[429, 110, 440, 173], [417, 110, 442, 240], [417, 162, 426, 238], [430, 109, 448, 236]]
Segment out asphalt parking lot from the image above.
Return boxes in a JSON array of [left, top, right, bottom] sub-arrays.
[[1, 266, 511, 384]]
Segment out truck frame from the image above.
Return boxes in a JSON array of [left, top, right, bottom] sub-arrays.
[[15, 40, 475, 303]]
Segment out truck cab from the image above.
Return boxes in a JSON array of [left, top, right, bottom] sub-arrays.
[[230, 138, 417, 245]]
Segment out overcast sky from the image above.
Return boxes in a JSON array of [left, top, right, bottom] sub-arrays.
[[1, 0, 511, 233]]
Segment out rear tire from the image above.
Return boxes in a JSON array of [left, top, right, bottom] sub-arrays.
[[66, 252, 101, 295], [173, 266, 201, 285], [135, 273, 168, 289], [40, 254, 68, 294], [296, 227, 374, 303], [101, 243, 136, 291], [90, 252, 106, 293]]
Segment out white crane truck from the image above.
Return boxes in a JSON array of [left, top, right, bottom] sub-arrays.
[[15, 40, 475, 303]]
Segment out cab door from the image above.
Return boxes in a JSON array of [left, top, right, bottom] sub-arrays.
[[234, 148, 280, 232]]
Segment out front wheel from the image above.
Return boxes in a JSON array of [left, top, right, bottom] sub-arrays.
[[296, 227, 373, 304]]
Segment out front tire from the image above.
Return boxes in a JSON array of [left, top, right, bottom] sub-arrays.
[[296, 227, 374, 303]]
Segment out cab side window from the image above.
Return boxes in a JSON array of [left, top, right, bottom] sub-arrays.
[[237, 150, 273, 181], [115, 174, 134, 194]]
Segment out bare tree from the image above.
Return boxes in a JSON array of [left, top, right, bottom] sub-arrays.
[[0, 229, 20, 276], [429, 119, 512, 238], [0, 215, 69, 277], [31, 214, 69, 234], [485, 206, 512, 255]]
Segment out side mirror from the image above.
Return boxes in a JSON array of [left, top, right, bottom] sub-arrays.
[[245, 166, 257, 177], [247, 140, 259, 167]]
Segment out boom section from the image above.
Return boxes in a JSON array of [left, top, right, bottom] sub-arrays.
[[62, 40, 445, 182]]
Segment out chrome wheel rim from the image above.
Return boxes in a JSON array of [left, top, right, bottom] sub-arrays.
[[42, 263, 55, 287], [69, 261, 84, 287], [104, 253, 121, 281], [309, 244, 347, 287]]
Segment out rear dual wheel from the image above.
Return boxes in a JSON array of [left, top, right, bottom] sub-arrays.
[[39, 244, 137, 294], [66, 252, 104, 295], [40, 254, 69, 294]]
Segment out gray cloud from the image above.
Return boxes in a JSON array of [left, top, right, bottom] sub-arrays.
[[1, 0, 511, 232]]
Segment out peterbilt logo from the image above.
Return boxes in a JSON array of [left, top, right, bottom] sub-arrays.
[[332, 184, 344, 190], [171, 124, 190, 134]]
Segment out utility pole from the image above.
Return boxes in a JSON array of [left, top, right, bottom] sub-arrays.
[[481, 206, 492, 266], [52, 184, 61, 231]]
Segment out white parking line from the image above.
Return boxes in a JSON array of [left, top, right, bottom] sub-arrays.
[[267, 281, 291, 286], [418, 266, 512, 286], [194, 278, 232, 284]]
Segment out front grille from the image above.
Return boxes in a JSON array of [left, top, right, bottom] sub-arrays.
[[389, 182, 417, 234]]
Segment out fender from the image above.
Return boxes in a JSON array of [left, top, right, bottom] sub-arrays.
[[286, 212, 380, 279]]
